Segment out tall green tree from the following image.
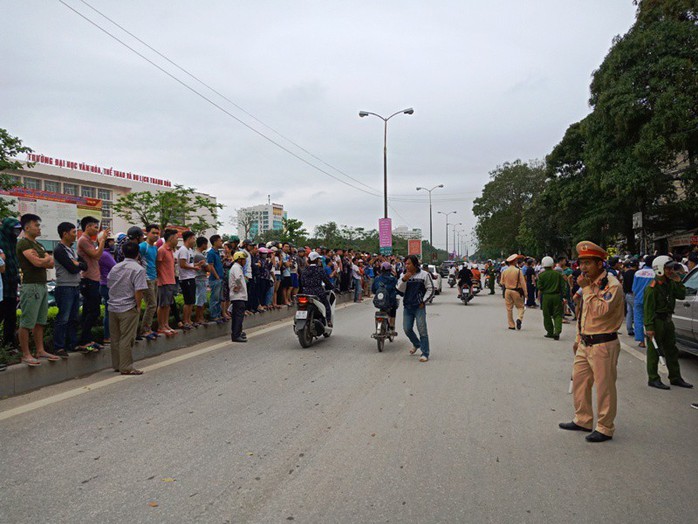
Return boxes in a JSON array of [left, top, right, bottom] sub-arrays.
[[472, 160, 546, 259], [112, 184, 223, 235], [280, 217, 308, 245], [0, 128, 32, 219]]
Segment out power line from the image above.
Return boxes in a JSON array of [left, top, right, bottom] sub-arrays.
[[75, 0, 383, 195], [58, 0, 383, 198]]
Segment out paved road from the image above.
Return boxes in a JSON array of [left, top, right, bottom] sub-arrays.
[[1, 287, 697, 523]]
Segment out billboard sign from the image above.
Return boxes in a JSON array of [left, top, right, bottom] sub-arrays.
[[379, 218, 392, 255], [407, 239, 422, 256], [0, 187, 103, 242]]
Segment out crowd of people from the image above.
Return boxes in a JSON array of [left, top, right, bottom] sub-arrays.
[[0, 213, 438, 372]]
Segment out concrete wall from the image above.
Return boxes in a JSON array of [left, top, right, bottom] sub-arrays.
[[1, 294, 352, 398]]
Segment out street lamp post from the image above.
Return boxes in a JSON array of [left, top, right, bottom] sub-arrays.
[[359, 108, 414, 218], [437, 210, 457, 257], [416, 184, 444, 248], [450, 222, 462, 258]]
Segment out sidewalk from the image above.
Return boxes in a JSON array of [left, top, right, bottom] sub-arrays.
[[0, 294, 353, 398]]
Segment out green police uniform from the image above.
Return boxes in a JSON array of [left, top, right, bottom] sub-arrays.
[[536, 268, 566, 337], [644, 277, 686, 382]]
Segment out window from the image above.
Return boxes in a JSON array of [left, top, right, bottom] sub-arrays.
[[23, 177, 41, 190], [63, 183, 78, 196], [97, 189, 112, 201], [684, 269, 698, 295], [44, 180, 60, 193], [81, 186, 96, 198], [101, 201, 111, 218]]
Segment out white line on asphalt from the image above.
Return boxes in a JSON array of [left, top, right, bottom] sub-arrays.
[[0, 302, 357, 421]]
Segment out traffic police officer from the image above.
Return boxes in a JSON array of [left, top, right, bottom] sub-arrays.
[[500, 254, 526, 330], [559, 241, 624, 443], [644, 255, 693, 390], [537, 256, 566, 340]]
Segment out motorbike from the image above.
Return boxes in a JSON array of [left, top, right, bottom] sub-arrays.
[[447, 274, 456, 288], [471, 279, 481, 294], [370, 298, 399, 352], [459, 284, 474, 305], [294, 290, 336, 348]]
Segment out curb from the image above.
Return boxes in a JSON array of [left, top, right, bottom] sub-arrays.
[[0, 293, 354, 398]]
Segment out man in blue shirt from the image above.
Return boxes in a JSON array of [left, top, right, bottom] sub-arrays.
[[207, 234, 225, 322], [138, 224, 160, 338]]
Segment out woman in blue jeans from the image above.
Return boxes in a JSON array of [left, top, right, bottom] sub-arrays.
[[396, 255, 435, 362]]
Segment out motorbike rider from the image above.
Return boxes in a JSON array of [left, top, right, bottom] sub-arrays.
[[299, 251, 334, 327], [372, 261, 399, 335], [457, 263, 474, 299]]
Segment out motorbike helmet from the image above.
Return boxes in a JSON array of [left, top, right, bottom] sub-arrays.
[[542, 256, 554, 268], [381, 262, 392, 271], [652, 255, 674, 277]]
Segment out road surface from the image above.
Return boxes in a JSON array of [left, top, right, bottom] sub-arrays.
[[1, 286, 696, 523]]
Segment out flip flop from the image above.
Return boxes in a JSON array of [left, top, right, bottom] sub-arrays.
[[120, 369, 144, 375], [22, 357, 41, 366], [38, 354, 61, 362]]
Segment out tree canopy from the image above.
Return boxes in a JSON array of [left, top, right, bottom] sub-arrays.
[[0, 128, 32, 219], [473, 0, 698, 258], [112, 184, 223, 235]]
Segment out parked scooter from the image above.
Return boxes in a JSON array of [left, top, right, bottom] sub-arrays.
[[294, 291, 336, 347]]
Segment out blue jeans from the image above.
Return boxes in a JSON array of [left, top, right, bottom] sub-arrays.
[[54, 286, 80, 351], [209, 279, 222, 320], [625, 292, 634, 335], [403, 305, 429, 358], [353, 278, 362, 302], [634, 300, 644, 342], [100, 284, 110, 340]]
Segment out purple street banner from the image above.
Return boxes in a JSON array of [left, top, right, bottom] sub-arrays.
[[379, 218, 392, 255]]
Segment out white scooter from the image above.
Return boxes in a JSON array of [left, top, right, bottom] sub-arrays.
[[294, 290, 336, 347]]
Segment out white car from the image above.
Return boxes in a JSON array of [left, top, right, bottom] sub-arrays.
[[427, 264, 443, 295]]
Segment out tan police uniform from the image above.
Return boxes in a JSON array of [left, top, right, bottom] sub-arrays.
[[572, 241, 624, 437], [501, 254, 525, 329]]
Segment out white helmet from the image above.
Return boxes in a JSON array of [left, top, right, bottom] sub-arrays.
[[652, 255, 673, 277], [542, 256, 554, 268]]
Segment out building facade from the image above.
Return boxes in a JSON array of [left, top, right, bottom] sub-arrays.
[[237, 202, 286, 240], [0, 153, 217, 250], [392, 225, 422, 240]]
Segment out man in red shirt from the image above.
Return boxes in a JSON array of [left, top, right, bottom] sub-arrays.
[[77, 216, 110, 352], [156, 229, 178, 335]]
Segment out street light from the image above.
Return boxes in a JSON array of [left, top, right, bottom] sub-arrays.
[[416, 184, 444, 248], [450, 222, 462, 258], [437, 210, 457, 256], [359, 107, 414, 218]]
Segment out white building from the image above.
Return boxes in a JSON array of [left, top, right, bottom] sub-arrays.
[[392, 225, 422, 240], [237, 202, 286, 240], [0, 153, 217, 250]]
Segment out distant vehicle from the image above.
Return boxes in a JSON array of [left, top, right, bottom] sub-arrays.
[[677, 267, 698, 356], [427, 264, 442, 295], [439, 260, 457, 277]]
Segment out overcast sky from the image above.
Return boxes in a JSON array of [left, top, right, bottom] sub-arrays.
[[2, 0, 637, 251]]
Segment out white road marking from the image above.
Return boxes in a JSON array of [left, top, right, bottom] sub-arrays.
[[0, 302, 357, 421]]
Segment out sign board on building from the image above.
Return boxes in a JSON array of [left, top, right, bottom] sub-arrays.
[[0, 187, 102, 242], [668, 234, 698, 248], [407, 239, 422, 256], [379, 218, 392, 255], [26, 153, 172, 187]]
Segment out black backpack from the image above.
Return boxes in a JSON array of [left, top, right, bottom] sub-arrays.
[[373, 281, 391, 310]]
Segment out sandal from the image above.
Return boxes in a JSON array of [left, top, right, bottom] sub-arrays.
[[38, 353, 61, 362], [120, 369, 144, 375], [22, 357, 41, 367]]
